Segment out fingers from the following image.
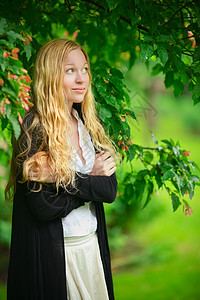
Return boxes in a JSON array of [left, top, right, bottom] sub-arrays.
[[95, 151, 104, 159], [91, 151, 116, 176]]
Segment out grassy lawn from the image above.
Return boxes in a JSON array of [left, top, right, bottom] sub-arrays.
[[0, 284, 6, 300]]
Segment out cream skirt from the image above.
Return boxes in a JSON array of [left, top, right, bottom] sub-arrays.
[[64, 232, 109, 300]]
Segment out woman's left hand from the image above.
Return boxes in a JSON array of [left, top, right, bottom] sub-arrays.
[[89, 151, 116, 176]]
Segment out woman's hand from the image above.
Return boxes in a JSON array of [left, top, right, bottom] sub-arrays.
[[89, 151, 116, 176]]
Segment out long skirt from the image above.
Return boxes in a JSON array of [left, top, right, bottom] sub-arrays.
[[64, 232, 109, 300]]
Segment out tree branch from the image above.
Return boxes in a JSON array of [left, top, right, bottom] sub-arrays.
[[163, 2, 189, 27], [81, 0, 149, 32]]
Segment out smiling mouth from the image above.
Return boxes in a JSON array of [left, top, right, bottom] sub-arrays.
[[72, 88, 85, 92]]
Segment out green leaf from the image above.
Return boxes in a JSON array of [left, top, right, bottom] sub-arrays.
[[7, 31, 24, 45], [181, 185, 188, 197], [173, 56, 185, 71], [0, 18, 7, 35], [192, 83, 200, 99], [110, 67, 124, 79], [134, 178, 146, 203], [125, 109, 136, 120], [171, 193, 181, 212], [151, 132, 158, 145], [161, 139, 172, 147], [9, 79, 20, 96], [142, 180, 154, 209], [155, 172, 163, 189], [172, 146, 180, 157], [187, 181, 195, 199], [106, 0, 117, 10], [127, 145, 136, 161], [161, 164, 173, 173], [193, 97, 200, 105], [5, 104, 11, 118], [140, 43, 154, 62], [164, 71, 174, 88], [157, 47, 169, 65], [2, 86, 17, 98], [104, 95, 120, 110], [98, 105, 112, 122], [189, 175, 200, 182], [173, 80, 184, 97], [194, 62, 200, 73], [1, 117, 8, 131], [151, 63, 163, 76], [175, 174, 185, 189], [143, 151, 154, 163], [163, 170, 175, 181], [9, 115, 21, 139], [24, 44, 32, 61], [156, 35, 175, 43], [95, 81, 107, 97]]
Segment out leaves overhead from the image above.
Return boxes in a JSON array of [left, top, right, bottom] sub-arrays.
[[0, 0, 199, 214]]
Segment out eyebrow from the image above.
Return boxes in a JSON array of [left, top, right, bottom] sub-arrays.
[[65, 63, 88, 66]]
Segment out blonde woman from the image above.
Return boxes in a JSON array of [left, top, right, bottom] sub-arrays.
[[6, 39, 117, 300]]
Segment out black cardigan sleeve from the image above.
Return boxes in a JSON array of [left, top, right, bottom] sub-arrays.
[[75, 172, 117, 203], [23, 182, 85, 222], [24, 172, 117, 222]]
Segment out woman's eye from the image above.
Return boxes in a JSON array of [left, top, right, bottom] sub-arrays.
[[83, 67, 88, 73], [66, 68, 74, 73]]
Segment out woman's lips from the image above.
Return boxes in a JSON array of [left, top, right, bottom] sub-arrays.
[[72, 88, 85, 93]]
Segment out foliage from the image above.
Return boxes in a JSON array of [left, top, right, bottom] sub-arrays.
[[0, 0, 199, 237]]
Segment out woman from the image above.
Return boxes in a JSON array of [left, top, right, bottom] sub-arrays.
[[6, 38, 117, 300]]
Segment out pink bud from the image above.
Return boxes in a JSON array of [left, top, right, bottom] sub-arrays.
[[27, 35, 33, 41], [183, 151, 191, 156], [118, 140, 123, 146], [25, 76, 31, 83], [10, 74, 18, 80], [120, 117, 125, 122], [18, 114, 23, 124], [3, 52, 9, 58], [12, 48, 20, 54], [0, 107, 5, 115], [73, 30, 80, 39], [12, 48, 19, 60], [0, 78, 4, 86]]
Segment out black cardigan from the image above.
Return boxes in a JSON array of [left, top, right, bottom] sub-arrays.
[[7, 173, 117, 300]]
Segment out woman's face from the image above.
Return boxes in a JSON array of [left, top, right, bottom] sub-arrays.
[[63, 48, 90, 112]]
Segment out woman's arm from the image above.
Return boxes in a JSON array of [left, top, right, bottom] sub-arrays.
[[24, 182, 85, 222], [25, 151, 117, 221], [25, 171, 117, 222], [74, 151, 117, 203], [74, 172, 117, 203]]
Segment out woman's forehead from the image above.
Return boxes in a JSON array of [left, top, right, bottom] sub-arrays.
[[64, 49, 88, 66]]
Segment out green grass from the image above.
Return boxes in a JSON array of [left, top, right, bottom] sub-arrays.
[[0, 284, 6, 300], [112, 87, 200, 299]]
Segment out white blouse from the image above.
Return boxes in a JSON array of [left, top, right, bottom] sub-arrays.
[[62, 109, 97, 237]]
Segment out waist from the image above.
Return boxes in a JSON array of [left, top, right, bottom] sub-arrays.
[[64, 232, 96, 247]]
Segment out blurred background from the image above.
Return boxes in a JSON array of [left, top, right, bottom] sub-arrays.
[[0, 54, 200, 300], [108, 59, 200, 300]]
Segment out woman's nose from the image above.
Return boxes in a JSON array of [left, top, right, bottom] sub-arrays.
[[75, 71, 84, 83]]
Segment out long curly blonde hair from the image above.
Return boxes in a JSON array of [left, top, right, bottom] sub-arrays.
[[5, 38, 116, 201]]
